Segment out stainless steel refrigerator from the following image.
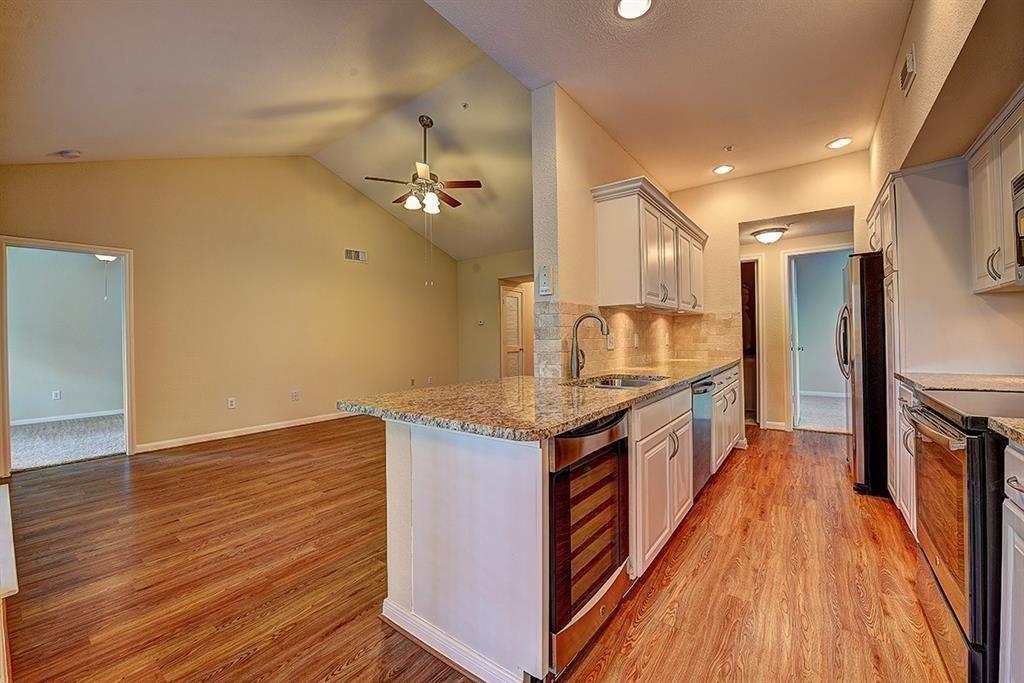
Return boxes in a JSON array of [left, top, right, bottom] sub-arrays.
[[835, 251, 888, 496]]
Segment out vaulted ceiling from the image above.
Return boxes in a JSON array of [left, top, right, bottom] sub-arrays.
[[428, 0, 913, 191]]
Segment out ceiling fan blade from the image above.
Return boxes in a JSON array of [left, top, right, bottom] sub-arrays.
[[442, 180, 482, 189], [392, 191, 413, 204], [365, 176, 409, 185], [415, 162, 431, 180], [437, 190, 461, 208]]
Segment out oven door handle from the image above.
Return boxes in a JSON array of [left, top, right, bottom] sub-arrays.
[[908, 407, 966, 451]]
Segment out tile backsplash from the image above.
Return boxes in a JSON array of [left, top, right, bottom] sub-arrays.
[[535, 302, 740, 379]]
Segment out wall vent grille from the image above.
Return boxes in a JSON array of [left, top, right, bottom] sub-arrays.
[[344, 249, 368, 263], [1012, 171, 1024, 196]]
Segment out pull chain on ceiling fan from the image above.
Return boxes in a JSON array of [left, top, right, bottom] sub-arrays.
[[363, 114, 483, 215]]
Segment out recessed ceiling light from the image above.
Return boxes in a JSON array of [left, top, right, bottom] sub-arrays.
[[94, 254, 118, 262], [752, 227, 788, 244], [713, 164, 734, 175], [615, 0, 651, 19], [826, 137, 853, 150]]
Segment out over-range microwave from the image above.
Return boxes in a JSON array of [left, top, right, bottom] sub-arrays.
[[1014, 169, 1024, 275]]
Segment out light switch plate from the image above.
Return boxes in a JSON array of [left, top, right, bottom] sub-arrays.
[[606, 333, 614, 350], [538, 264, 553, 296]]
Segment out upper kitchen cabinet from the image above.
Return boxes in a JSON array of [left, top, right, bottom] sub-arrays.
[[968, 93, 1024, 293], [593, 177, 708, 311]]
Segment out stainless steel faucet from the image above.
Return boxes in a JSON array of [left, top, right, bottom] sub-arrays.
[[569, 312, 609, 379]]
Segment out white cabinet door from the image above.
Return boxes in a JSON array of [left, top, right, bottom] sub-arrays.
[[641, 200, 663, 306], [896, 405, 915, 534], [711, 392, 729, 473], [969, 141, 1002, 292], [866, 206, 881, 252], [1001, 500, 1024, 683], [997, 103, 1024, 282], [879, 184, 897, 272], [669, 413, 693, 528], [690, 242, 705, 313], [637, 426, 673, 568], [726, 382, 741, 450], [661, 218, 679, 308], [676, 230, 694, 312]]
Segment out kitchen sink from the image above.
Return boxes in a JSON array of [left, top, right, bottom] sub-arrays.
[[572, 375, 669, 389]]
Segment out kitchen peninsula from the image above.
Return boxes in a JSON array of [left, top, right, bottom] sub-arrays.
[[339, 358, 742, 682]]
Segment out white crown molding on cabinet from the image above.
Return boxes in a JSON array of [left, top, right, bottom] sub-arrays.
[[591, 176, 708, 246], [964, 79, 1024, 160]]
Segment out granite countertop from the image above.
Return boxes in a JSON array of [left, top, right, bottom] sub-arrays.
[[896, 371, 1024, 445], [338, 358, 739, 441]]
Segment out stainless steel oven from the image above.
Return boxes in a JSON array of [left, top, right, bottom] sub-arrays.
[[908, 398, 1009, 683], [549, 410, 631, 676]]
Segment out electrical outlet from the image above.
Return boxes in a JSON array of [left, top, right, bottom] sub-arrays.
[[538, 264, 553, 296], [634, 333, 640, 349], [51, 390, 62, 401], [410, 378, 416, 387], [227, 397, 237, 409], [290, 390, 300, 402], [606, 333, 614, 350]]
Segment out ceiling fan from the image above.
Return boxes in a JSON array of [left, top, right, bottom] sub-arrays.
[[364, 114, 483, 215]]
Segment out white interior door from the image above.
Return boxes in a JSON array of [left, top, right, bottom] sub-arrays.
[[500, 286, 524, 378], [789, 258, 801, 428]]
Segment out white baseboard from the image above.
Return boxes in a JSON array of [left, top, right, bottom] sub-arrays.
[[764, 421, 790, 431], [799, 391, 849, 398], [381, 599, 522, 683], [11, 409, 124, 426], [136, 411, 356, 453], [735, 438, 749, 449]]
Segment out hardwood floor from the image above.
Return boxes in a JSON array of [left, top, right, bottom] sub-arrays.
[[6, 419, 947, 681]]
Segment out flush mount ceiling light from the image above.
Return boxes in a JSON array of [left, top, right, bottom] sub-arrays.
[[826, 137, 853, 150], [752, 227, 788, 244], [713, 164, 734, 175], [94, 254, 118, 262], [615, 0, 651, 19]]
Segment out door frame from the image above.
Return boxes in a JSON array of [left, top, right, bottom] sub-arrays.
[[780, 241, 854, 431], [0, 235, 137, 476], [498, 284, 525, 378], [738, 254, 766, 429]]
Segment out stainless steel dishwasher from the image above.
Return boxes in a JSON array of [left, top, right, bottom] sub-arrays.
[[691, 377, 715, 495]]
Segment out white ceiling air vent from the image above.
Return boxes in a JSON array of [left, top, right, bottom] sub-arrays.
[[899, 45, 916, 96], [344, 248, 368, 264]]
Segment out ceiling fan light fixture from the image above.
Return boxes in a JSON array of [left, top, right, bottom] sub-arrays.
[[423, 202, 440, 215], [403, 194, 422, 210], [752, 227, 787, 244], [423, 191, 440, 208]]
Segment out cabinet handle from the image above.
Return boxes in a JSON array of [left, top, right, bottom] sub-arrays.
[[902, 427, 914, 455], [668, 431, 679, 459], [691, 293, 698, 308], [729, 388, 737, 404], [722, 399, 728, 413], [869, 232, 880, 250], [993, 246, 1002, 280], [1008, 476, 1024, 494], [885, 242, 894, 265]]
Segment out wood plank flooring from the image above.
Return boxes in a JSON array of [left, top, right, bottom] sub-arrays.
[[6, 418, 947, 681]]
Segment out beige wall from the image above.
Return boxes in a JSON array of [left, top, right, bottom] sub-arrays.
[[671, 151, 871, 424], [456, 249, 534, 382], [868, 0, 985, 193], [7, 248, 125, 422], [740, 232, 854, 427], [0, 157, 458, 446], [531, 83, 675, 377]]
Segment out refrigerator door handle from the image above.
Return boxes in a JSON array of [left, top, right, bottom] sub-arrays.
[[834, 304, 851, 379]]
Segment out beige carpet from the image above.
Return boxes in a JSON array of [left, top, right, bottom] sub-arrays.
[[797, 395, 850, 434], [11, 414, 125, 470]]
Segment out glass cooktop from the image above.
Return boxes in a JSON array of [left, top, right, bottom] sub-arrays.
[[920, 389, 1024, 431]]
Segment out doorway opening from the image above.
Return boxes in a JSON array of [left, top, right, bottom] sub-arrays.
[[2, 238, 134, 472], [498, 275, 534, 378], [739, 258, 761, 426], [786, 248, 853, 433]]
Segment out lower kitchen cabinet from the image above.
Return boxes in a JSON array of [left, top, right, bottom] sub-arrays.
[[669, 412, 694, 528], [712, 380, 742, 472], [633, 393, 695, 577], [637, 424, 673, 571], [1002, 496, 1024, 682]]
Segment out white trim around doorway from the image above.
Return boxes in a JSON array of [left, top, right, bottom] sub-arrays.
[[738, 254, 766, 430], [0, 235, 137, 476], [780, 241, 854, 431]]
